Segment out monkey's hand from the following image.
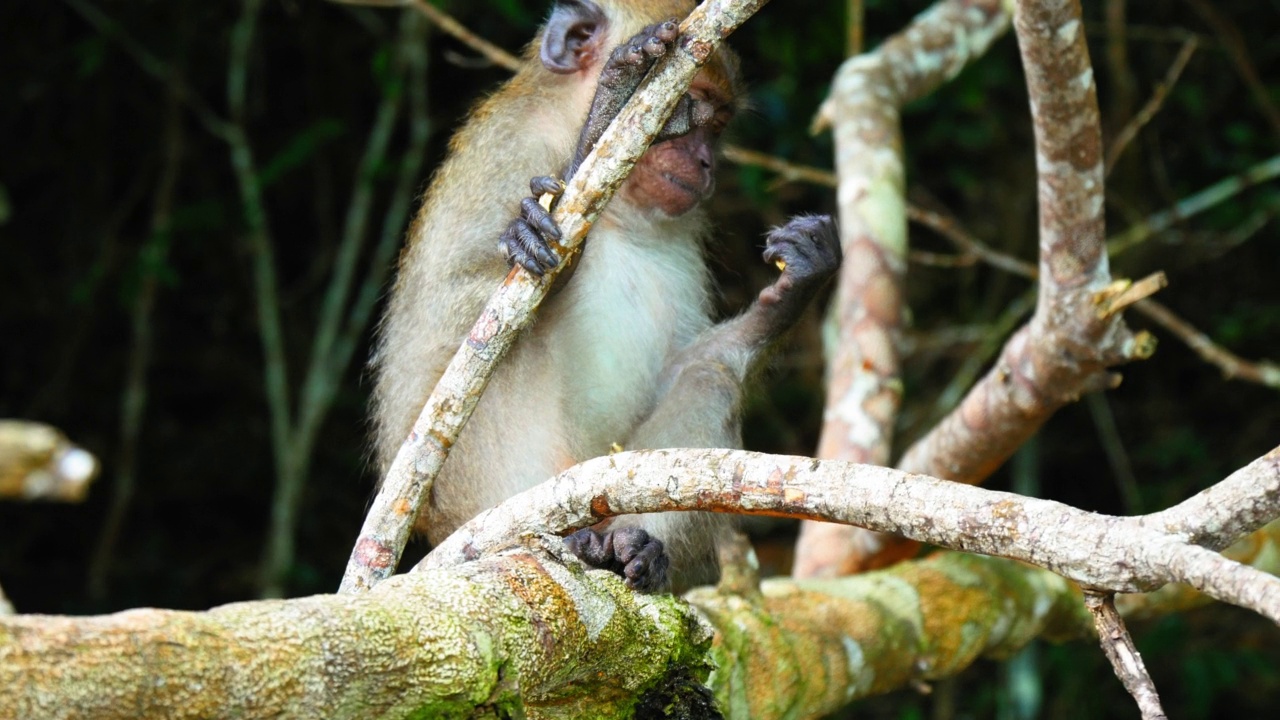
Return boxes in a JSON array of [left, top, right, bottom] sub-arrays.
[[757, 215, 842, 330], [564, 526, 670, 593], [498, 175, 566, 276]]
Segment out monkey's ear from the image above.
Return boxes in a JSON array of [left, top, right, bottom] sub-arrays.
[[541, 0, 608, 74]]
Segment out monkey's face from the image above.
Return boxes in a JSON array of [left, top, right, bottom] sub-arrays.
[[623, 74, 735, 217]]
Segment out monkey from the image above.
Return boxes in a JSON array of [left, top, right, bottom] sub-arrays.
[[371, 0, 841, 592]]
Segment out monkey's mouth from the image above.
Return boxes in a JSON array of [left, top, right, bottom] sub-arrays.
[[661, 172, 709, 202]]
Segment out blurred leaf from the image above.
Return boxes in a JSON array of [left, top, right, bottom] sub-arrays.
[[258, 118, 345, 190]]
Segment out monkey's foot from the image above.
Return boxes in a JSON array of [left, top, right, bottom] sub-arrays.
[[499, 175, 565, 275], [758, 214, 842, 322], [565, 526, 670, 593], [600, 20, 680, 91]]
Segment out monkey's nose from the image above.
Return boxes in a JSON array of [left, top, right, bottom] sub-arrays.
[[696, 144, 713, 170]]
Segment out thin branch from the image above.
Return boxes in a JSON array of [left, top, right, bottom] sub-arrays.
[[332, 14, 433, 379], [259, 9, 424, 600], [912, 198, 1280, 390], [331, 0, 524, 72], [1086, 392, 1143, 514], [1108, 152, 1280, 256], [1105, 36, 1198, 174], [340, 0, 774, 594], [1182, 0, 1280, 141], [88, 78, 186, 601], [1134, 298, 1280, 388], [845, 0, 864, 56], [59, 0, 235, 140], [908, 205, 1035, 277], [1085, 593, 1167, 720], [1103, 0, 1136, 140], [722, 144, 837, 187]]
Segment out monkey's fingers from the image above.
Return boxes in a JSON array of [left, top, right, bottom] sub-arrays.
[[530, 175, 564, 200], [622, 537, 669, 593], [500, 219, 560, 276], [520, 196, 562, 242], [763, 215, 841, 283]]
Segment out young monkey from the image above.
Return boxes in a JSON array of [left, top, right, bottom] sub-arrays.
[[371, 0, 840, 591]]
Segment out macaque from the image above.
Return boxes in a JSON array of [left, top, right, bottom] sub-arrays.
[[371, 0, 840, 591]]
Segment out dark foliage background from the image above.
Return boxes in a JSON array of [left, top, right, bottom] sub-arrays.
[[1, 1, 1277, 717]]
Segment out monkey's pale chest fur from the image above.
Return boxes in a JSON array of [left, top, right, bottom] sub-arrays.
[[545, 225, 711, 459]]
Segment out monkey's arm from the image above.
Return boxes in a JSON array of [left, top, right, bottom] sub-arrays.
[[567, 215, 842, 592]]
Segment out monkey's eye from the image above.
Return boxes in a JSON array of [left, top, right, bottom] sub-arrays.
[[709, 108, 734, 134]]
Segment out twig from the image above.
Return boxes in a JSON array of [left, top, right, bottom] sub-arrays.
[[1105, 36, 1198, 174], [845, 0, 864, 56], [330, 0, 524, 72], [908, 205, 1035, 277], [339, 0, 774, 594], [1183, 0, 1280, 141], [406, 0, 520, 71], [721, 144, 837, 187], [0, 584, 12, 616], [1086, 393, 1143, 514], [1133, 298, 1280, 388], [88, 76, 187, 601], [1108, 153, 1280, 256], [1085, 593, 1168, 720], [1103, 0, 1137, 147], [59, 0, 236, 140], [929, 288, 1035, 420]]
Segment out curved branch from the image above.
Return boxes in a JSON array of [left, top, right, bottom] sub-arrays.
[[420, 447, 1280, 623]]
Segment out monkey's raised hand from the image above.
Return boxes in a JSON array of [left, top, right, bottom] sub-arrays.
[[751, 215, 842, 339], [564, 526, 671, 593]]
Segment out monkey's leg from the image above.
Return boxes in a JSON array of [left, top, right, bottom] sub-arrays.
[[567, 216, 842, 591], [563, 353, 741, 593]]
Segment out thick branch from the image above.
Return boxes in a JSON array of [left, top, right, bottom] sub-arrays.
[[340, 0, 772, 594], [1, 544, 712, 719]]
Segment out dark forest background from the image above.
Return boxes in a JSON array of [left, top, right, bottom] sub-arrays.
[[2, 1, 1278, 717]]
